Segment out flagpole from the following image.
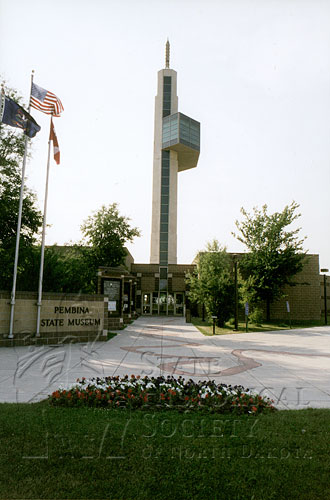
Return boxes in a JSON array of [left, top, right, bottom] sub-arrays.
[[36, 118, 52, 337], [0, 83, 5, 122], [8, 70, 34, 339]]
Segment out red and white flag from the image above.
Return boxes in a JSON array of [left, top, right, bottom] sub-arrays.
[[31, 82, 64, 117], [49, 118, 60, 164]]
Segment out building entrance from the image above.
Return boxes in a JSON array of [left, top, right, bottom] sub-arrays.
[[142, 292, 184, 316]]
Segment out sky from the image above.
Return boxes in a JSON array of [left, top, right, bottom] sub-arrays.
[[1, 0, 330, 270]]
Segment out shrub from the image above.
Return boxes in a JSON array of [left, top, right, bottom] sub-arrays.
[[250, 307, 264, 325]]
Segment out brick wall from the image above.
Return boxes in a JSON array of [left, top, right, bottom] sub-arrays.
[[267, 255, 321, 320]]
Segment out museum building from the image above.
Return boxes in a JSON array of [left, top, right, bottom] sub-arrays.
[[97, 42, 325, 327]]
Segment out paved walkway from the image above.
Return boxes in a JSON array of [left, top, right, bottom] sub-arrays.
[[1, 316, 330, 410]]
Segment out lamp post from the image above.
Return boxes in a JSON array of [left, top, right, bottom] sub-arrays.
[[211, 315, 217, 335], [233, 255, 239, 331], [321, 269, 329, 325]]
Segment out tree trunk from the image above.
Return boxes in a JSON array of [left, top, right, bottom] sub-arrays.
[[266, 298, 271, 321]]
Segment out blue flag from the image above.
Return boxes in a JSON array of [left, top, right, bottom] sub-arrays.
[[1, 96, 41, 138]]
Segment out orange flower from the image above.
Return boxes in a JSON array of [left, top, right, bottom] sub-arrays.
[[67, 392, 72, 399], [252, 406, 258, 412], [184, 396, 189, 401]]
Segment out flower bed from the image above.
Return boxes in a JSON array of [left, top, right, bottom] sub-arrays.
[[48, 375, 276, 415]]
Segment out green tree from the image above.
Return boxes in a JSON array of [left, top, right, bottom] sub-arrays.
[[186, 240, 235, 327], [233, 202, 306, 320], [0, 85, 42, 290], [14, 245, 95, 294], [80, 203, 140, 290]]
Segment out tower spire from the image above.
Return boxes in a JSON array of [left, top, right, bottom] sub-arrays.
[[165, 39, 170, 68]]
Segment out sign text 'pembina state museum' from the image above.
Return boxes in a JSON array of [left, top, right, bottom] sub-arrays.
[[41, 306, 101, 328]]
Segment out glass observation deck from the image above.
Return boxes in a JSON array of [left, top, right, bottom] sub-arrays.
[[162, 113, 200, 172]]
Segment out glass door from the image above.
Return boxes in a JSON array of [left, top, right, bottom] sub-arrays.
[[174, 293, 184, 316], [142, 293, 151, 314], [167, 294, 174, 315], [159, 292, 167, 315], [152, 292, 159, 315]]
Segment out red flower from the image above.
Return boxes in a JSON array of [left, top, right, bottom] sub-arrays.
[[252, 406, 258, 412]]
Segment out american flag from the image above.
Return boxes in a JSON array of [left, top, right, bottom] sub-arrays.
[[49, 118, 60, 164], [30, 83, 64, 117]]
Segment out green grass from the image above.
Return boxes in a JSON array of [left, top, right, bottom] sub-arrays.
[[0, 403, 329, 499], [107, 331, 118, 340], [192, 317, 325, 336]]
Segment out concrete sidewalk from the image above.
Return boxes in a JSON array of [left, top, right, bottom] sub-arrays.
[[0, 316, 330, 410]]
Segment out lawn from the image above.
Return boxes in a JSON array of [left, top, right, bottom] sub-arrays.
[[192, 317, 325, 336], [0, 403, 329, 499]]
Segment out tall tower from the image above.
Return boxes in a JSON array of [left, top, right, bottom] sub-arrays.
[[150, 41, 200, 279]]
